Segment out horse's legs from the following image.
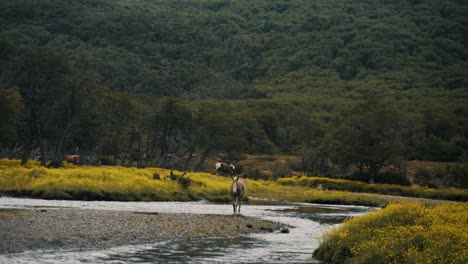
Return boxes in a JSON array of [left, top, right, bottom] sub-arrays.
[[237, 197, 242, 213], [232, 200, 236, 213]]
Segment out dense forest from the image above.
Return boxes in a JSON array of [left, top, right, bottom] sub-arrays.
[[0, 0, 467, 184]]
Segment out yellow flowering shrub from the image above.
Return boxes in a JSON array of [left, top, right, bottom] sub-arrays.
[[314, 202, 468, 264], [0, 159, 384, 205], [278, 176, 468, 201]]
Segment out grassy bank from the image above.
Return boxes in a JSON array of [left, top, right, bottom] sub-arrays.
[[0, 159, 385, 206], [313, 202, 468, 264], [278, 176, 468, 202]]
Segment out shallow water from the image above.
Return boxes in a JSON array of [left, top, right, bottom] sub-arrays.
[[0, 197, 372, 263]]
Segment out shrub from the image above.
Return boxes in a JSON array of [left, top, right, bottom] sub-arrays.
[[314, 202, 468, 264], [278, 176, 468, 202], [0, 159, 386, 206], [348, 171, 411, 186], [176, 175, 192, 189], [271, 161, 291, 179], [242, 166, 269, 180], [415, 164, 468, 189], [98, 156, 115, 166]]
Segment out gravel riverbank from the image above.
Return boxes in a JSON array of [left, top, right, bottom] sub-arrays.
[[0, 208, 282, 254]]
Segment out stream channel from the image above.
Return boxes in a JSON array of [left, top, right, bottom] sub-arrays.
[[0, 197, 373, 263]]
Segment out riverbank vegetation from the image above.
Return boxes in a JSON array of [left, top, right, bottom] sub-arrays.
[[0, 159, 385, 206], [0, 0, 467, 188], [278, 176, 468, 202], [313, 202, 468, 264]]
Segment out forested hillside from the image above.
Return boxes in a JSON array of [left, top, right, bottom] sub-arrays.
[[1, 0, 467, 97], [0, 0, 467, 184]]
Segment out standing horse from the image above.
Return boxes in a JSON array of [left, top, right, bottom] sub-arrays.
[[216, 162, 235, 176], [231, 176, 246, 213], [64, 154, 80, 165]]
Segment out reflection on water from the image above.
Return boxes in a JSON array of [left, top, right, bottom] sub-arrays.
[[105, 237, 268, 264], [0, 197, 372, 263]]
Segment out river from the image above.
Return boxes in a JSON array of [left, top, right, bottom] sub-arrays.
[[0, 197, 372, 263]]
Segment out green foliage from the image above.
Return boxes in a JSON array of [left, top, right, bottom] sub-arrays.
[[0, 89, 18, 144], [176, 174, 192, 189], [326, 97, 407, 183], [348, 170, 411, 186], [415, 164, 468, 189], [0, 0, 466, 171], [0, 0, 466, 97]]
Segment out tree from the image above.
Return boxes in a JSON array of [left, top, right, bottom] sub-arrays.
[[17, 46, 71, 165], [191, 103, 248, 171], [327, 98, 404, 183], [0, 88, 20, 145], [0, 37, 19, 146]]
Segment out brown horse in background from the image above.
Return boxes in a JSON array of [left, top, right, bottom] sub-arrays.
[[231, 176, 246, 213], [64, 154, 80, 165]]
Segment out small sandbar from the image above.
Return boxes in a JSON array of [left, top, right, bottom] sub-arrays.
[[0, 208, 282, 254]]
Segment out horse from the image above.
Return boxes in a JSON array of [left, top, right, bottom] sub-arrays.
[[64, 154, 80, 165], [216, 162, 235, 176], [231, 176, 246, 214]]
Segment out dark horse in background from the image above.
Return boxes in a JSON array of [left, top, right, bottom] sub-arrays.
[[216, 162, 235, 176], [231, 176, 246, 214]]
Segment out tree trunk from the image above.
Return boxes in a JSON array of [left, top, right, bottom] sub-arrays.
[[38, 138, 47, 166], [34, 119, 47, 166], [148, 144, 157, 167], [183, 145, 196, 171], [9, 144, 23, 160], [368, 162, 378, 184], [144, 129, 151, 167], [159, 126, 168, 158], [21, 109, 37, 165], [194, 147, 210, 172], [137, 131, 143, 168], [357, 161, 364, 178], [113, 129, 121, 165], [300, 155, 307, 176], [158, 152, 168, 168], [124, 128, 135, 166], [53, 85, 76, 164], [21, 142, 33, 165]]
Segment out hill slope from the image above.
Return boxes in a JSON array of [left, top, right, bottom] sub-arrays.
[[1, 0, 466, 98]]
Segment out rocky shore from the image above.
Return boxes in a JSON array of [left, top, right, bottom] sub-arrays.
[[0, 208, 282, 254]]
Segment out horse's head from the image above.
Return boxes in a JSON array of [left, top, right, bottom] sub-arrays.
[[231, 176, 239, 195]]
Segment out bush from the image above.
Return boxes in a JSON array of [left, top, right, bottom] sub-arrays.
[[176, 175, 192, 189], [313, 202, 468, 264], [271, 161, 291, 179], [98, 156, 116, 166], [414, 164, 468, 189], [278, 176, 468, 202], [347, 171, 411, 186], [242, 166, 269, 180]]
